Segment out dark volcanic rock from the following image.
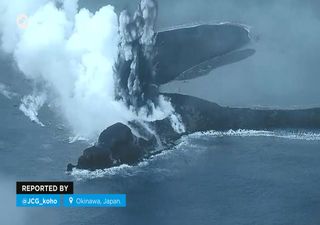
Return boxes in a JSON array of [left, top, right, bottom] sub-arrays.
[[155, 24, 251, 84], [76, 146, 113, 171], [68, 95, 320, 172], [163, 93, 320, 132], [68, 123, 153, 171], [66, 5, 320, 171], [98, 123, 134, 149]]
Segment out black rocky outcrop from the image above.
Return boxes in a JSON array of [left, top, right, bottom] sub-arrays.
[[67, 123, 153, 171], [68, 94, 320, 172]]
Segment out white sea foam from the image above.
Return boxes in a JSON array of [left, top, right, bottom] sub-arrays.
[[70, 161, 149, 181], [70, 129, 320, 180], [190, 129, 320, 141], [70, 147, 179, 181], [0, 0, 182, 140], [69, 136, 206, 181], [19, 93, 46, 126], [68, 135, 91, 144]]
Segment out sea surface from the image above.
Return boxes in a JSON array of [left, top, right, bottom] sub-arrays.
[[1, 93, 320, 225], [1, 0, 320, 224]]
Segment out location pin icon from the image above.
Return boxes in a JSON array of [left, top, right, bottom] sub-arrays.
[[69, 197, 73, 204]]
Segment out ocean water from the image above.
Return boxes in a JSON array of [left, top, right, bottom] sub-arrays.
[[1, 0, 320, 224], [1, 90, 320, 225]]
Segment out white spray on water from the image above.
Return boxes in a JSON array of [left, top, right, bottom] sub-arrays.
[[19, 92, 46, 126], [0, 0, 184, 140]]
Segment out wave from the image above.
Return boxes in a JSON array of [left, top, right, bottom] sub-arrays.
[[69, 147, 180, 181], [189, 129, 320, 141], [68, 135, 91, 144], [70, 129, 320, 180], [70, 161, 149, 181]]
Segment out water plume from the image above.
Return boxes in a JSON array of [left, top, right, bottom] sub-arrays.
[[0, 0, 184, 140]]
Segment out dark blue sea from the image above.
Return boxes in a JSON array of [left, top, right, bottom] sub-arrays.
[[1, 0, 320, 223], [1, 91, 320, 225]]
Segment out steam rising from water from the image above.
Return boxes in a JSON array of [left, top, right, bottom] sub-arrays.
[[19, 93, 46, 126], [70, 129, 320, 180], [0, 83, 17, 99], [114, 0, 185, 134], [0, 0, 182, 139], [1, 0, 121, 138]]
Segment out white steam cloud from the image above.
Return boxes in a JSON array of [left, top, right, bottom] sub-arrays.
[[0, 82, 17, 99], [0, 0, 181, 139], [1, 0, 123, 138], [19, 93, 46, 126]]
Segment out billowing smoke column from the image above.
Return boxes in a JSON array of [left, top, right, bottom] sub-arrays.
[[0, 0, 123, 139], [114, 0, 159, 114], [0, 0, 184, 139], [114, 0, 185, 135]]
